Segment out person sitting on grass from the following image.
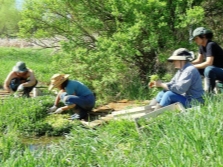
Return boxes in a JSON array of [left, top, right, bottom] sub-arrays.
[[3, 61, 38, 97], [148, 48, 204, 110], [48, 74, 96, 120]]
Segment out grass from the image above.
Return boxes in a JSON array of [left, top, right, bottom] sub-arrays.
[[1, 95, 223, 166], [1, 47, 223, 166], [0, 47, 54, 86]]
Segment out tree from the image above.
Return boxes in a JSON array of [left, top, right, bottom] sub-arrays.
[[18, 0, 212, 101], [0, 0, 21, 37]]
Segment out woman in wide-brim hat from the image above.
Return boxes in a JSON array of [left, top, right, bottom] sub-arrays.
[[3, 61, 38, 97], [147, 48, 204, 110], [48, 74, 95, 120]]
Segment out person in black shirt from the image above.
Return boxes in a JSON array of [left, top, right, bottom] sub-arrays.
[[190, 27, 223, 93]]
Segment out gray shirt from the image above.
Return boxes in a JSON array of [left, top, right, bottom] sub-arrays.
[[167, 62, 204, 101]]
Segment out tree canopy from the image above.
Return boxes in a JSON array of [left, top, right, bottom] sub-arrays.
[[0, 0, 21, 37], [16, 0, 223, 100]]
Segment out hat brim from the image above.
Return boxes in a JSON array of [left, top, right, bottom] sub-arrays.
[[13, 66, 28, 72], [48, 74, 70, 90], [167, 56, 188, 62], [189, 36, 195, 41]]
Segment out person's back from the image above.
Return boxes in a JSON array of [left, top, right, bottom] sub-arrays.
[[65, 80, 93, 96]]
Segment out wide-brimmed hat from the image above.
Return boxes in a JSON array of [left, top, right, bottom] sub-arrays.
[[190, 27, 212, 40], [48, 74, 70, 90], [168, 48, 194, 62], [13, 61, 28, 73]]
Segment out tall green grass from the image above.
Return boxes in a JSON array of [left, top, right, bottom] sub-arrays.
[[1, 47, 223, 166], [1, 95, 223, 166]]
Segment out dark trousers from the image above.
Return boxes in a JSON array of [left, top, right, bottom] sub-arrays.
[[10, 78, 38, 97]]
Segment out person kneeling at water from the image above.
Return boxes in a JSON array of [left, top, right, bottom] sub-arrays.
[[148, 48, 204, 110], [4, 61, 38, 97], [48, 74, 95, 120]]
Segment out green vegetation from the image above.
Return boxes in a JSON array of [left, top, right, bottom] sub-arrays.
[[1, 0, 223, 165], [1, 95, 223, 166], [1, 48, 223, 165]]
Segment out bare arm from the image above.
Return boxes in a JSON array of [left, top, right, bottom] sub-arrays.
[[53, 90, 65, 106], [192, 53, 204, 64], [153, 80, 169, 90], [60, 104, 76, 111], [22, 70, 37, 87], [3, 71, 14, 92], [193, 56, 213, 69]]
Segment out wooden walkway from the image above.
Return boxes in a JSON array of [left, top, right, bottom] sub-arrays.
[[0, 89, 187, 129]]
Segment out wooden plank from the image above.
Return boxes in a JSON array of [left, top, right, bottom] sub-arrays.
[[81, 114, 114, 128], [114, 112, 149, 120], [135, 102, 185, 122], [112, 105, 153, 117], [134, 102, 185, 131]]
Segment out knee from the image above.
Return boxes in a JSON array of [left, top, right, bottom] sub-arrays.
[[204, 66, 215, 77]]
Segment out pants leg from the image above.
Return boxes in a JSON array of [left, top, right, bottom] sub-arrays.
[[9, 78, 21, 91], [156, 90, 188, 107], [64, 94, 96, 119], [23, 80, 38, 97], [204, 66, 223, 93]]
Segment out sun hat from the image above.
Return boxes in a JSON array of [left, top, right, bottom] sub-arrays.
[[190, 27, 212, 40], [48, 74, 70, 90], [168, 48, 194, 62], [13, 61, 28, 73]]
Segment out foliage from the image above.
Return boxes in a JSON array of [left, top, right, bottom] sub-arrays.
[[0, 0, 21, 37], [0, 96, 78, 137], [18, 0, 204, 83], [2, 96, 223, 166]]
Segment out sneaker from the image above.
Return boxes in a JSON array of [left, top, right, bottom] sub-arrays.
[[69, 114, 80, 120]]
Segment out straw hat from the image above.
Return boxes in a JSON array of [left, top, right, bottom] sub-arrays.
[[48, 74, 70, 90]]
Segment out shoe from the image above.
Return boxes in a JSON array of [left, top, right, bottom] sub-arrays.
[[69, 114, 80, 120]]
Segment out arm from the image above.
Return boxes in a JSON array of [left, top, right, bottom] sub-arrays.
[[54, 104, 76, 114], [3, 71, 14, 92], [60, 104, 76, 111], [154, 80, 169, 90], [22, 70, 37, 87], [192, 53, 204, 65], [193, 56, 214, 69], [53, 89, 65, 106]]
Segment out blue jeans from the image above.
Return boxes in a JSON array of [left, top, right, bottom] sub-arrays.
[[64, 94, 96, 119], [155, 90, 189, 108], [203, 66, 223, 92]]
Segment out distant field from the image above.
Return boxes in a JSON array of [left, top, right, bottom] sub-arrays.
[[0, 47, 55, 87]]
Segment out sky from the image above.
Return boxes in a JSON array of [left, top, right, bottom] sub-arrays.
[[15, 0, 24, 10]]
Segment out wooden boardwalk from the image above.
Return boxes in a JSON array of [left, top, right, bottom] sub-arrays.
[[0, 89, 187, 129]]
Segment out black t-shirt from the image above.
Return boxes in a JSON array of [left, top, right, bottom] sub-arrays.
[[199, 40, 223, 68]]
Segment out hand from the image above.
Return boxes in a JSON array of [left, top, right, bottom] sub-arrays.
[[53, 108, 63, 114], [17, 84, 24, 92], [148, 81, 155, 88], [48, 105, 57, 112], [153, 80, 162, 87]]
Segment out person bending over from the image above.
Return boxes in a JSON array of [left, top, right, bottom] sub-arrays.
[[48, 74, 95, 120], [4, 61, 38, 97]]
